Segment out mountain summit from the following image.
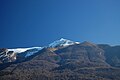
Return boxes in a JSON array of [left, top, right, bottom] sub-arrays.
[[48, 38, 80, 48]]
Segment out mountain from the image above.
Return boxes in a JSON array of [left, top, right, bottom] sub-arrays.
[[0, 38, 120, 80], [98, 44, 120, 67], [0, 47, 43, 63], [55, 41, 110, 70], [0, 38, 79, 64]]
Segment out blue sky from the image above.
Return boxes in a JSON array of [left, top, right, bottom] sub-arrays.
[[0, 0, 120, 48]]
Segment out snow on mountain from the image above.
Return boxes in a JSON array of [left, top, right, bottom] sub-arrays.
[[8, 47, 42, 53], [7, 38, 80, 57], [49, 38, 80, 48], [6, 38, 80, 58], [7, 38, 80, 54], [8, 47, 44, 58], [0, 47, 44, 63], [24, 47, 44, 57]]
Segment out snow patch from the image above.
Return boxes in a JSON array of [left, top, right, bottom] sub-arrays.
[[25, 47, 44, 57], [49, 38, 80, 48], [8, 47, 42, 53]]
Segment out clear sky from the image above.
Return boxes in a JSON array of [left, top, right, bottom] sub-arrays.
[[0, 0, 120, 48]]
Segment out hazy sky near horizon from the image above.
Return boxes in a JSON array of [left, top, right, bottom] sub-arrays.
[[0, 0, 120, 48]]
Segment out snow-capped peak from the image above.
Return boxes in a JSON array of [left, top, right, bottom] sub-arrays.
[[0, 38, 80, 63], [59, 38, 67, 41], [48, 38, 80, 48]]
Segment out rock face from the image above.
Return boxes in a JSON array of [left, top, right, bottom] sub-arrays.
[[0, 48, 16, 63]]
